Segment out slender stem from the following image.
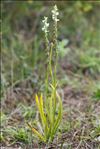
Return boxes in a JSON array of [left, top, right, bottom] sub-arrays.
[[44, 32, 49, 98], [53, 20, 58, 121]]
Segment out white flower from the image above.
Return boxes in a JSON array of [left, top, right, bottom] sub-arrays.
[[42, 16, 49, 33], [51, 5, 59, 22]]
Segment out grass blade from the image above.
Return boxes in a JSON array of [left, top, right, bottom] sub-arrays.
[[27, 122, 46, 142]]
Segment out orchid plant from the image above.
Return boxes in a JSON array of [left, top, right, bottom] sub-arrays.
[[27, 5, 62, 143]]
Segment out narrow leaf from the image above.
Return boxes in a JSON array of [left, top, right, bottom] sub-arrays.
[[27, 122, 46, 142]]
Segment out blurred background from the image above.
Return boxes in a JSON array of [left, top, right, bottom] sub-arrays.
[[1, 1, 100, 148], [1, 1, 100, 97]]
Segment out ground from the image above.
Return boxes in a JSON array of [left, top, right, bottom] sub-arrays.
[[1, 1, 100, 149], [1, 58, 100, 148]]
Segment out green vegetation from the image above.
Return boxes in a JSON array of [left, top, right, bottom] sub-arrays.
[[27, 5, 62, 143], [1, 1, 100, 148]]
